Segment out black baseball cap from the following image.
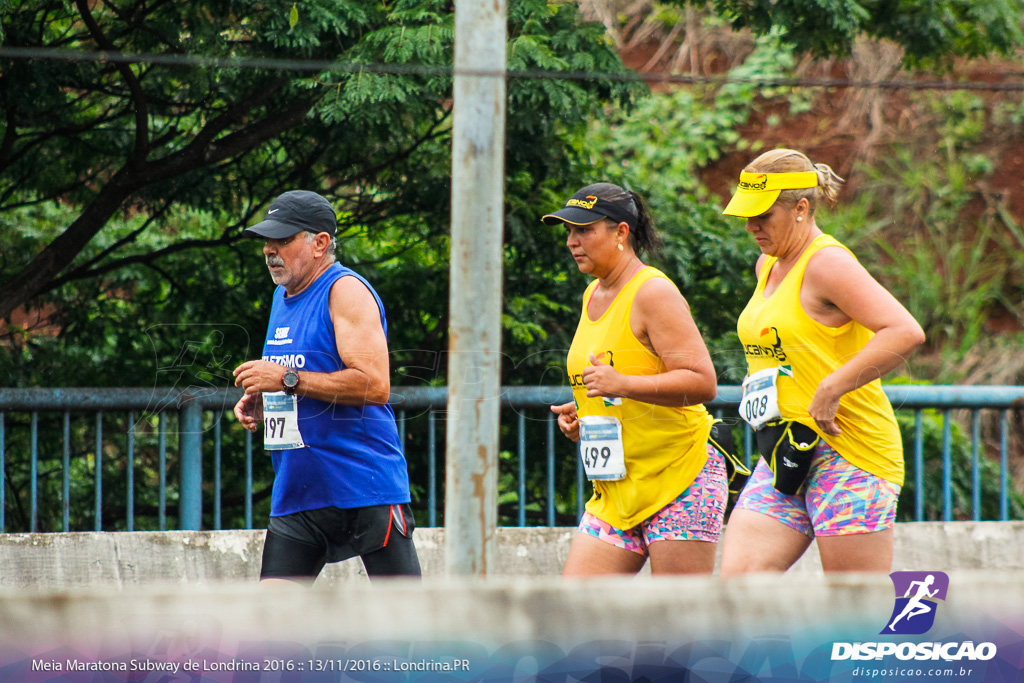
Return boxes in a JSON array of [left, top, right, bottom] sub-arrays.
[[243, 190, 338, 239], [541, 184, 637, 229]]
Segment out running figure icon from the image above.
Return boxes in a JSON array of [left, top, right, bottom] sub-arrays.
[[888, 574, 939, 631]]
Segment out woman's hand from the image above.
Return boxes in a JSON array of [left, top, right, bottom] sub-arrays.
[[550, 402, 580, 442], [581, 352, 625, 399], [807, 378, 842, 436]]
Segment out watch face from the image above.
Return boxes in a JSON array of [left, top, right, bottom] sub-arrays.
[[283, 369, 299, 388]]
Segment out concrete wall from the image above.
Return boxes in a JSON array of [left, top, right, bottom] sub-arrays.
[[3, 572, 1022, 647], [1, 569, 1022, 663], [1, 522, 1023, 590], [1, 524, 1022, 677]]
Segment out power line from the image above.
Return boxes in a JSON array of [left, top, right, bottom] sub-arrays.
[[2, 45, 1024, 92]]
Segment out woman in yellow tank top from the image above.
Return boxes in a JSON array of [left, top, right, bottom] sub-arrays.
[[720, 149, 925, 574], [543, 183, 726, 576]]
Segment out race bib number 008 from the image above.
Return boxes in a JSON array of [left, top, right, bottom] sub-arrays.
[[262, 391, 306, 450], [578, 415, 626, 481], [739, 366, 783, 429]]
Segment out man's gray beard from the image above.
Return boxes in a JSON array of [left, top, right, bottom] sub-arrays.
[[266, 257, 287, 285]]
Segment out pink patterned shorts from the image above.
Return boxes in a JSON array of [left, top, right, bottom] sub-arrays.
[[578, 444, 727, 556], [732, 441, 901, 537]]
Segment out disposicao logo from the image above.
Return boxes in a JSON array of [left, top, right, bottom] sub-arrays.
[[882, 571, 948, 635], [831, 570, 997, 663]]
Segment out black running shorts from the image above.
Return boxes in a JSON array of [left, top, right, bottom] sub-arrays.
[[259, 503, 421, 581]]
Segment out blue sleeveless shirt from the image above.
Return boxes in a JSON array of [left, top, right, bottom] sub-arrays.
[[261, 262, 410, 515]]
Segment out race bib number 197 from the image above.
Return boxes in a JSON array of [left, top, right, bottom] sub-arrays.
[[262, 391, 306, 450], [578, 415, 627, 481]]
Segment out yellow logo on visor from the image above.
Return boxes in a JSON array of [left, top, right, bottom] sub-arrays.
[[566, 195, 599, 209]]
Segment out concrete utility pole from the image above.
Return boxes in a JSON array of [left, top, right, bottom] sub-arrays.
[[445, 0, 507, 576]]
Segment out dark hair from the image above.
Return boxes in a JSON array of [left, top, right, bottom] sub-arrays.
[[581, 182, 662, 257]]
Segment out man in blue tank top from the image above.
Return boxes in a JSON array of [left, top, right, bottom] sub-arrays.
[[231, 190, 421, 584]]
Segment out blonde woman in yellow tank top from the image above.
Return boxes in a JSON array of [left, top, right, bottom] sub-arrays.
[[543, 183, 727, 576], [720, 149, 925, 574]]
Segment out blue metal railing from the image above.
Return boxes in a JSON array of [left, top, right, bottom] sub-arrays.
[[0, 385, 1021, 532]]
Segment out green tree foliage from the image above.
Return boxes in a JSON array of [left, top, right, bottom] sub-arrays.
[[0, 0, 638, 386], [699, 0, 1024, 67], [828, 90, 1024, 378], [0, 0, 638, 329]]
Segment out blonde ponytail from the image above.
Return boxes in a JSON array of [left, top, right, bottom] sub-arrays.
[[813, 162, 844, 209]]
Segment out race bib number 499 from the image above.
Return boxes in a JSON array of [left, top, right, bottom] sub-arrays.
[[578, 415, 626, 481], [262, 391, 306, 450]]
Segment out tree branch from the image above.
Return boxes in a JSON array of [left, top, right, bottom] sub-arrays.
[[58, 198, 177, 279], [45, 234, 244, 293], [0, 89, 320, 321], [74, 0, 150, 164]]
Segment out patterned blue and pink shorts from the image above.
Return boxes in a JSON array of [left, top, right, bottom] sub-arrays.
[[733, 440, 901, 537], [578, 444, 727, 555]]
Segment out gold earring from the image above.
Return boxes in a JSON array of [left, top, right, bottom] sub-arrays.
[[617, 243, 624, 251]]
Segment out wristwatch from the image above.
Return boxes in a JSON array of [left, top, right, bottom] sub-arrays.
[[282, 367, 300, 396]]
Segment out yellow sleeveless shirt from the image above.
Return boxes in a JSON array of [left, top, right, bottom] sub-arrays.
[[567, 266, 713, 528], [736, 234, 904, 485]]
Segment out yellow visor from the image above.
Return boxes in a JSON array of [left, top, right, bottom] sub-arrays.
[[722, 171, 818, 217]]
